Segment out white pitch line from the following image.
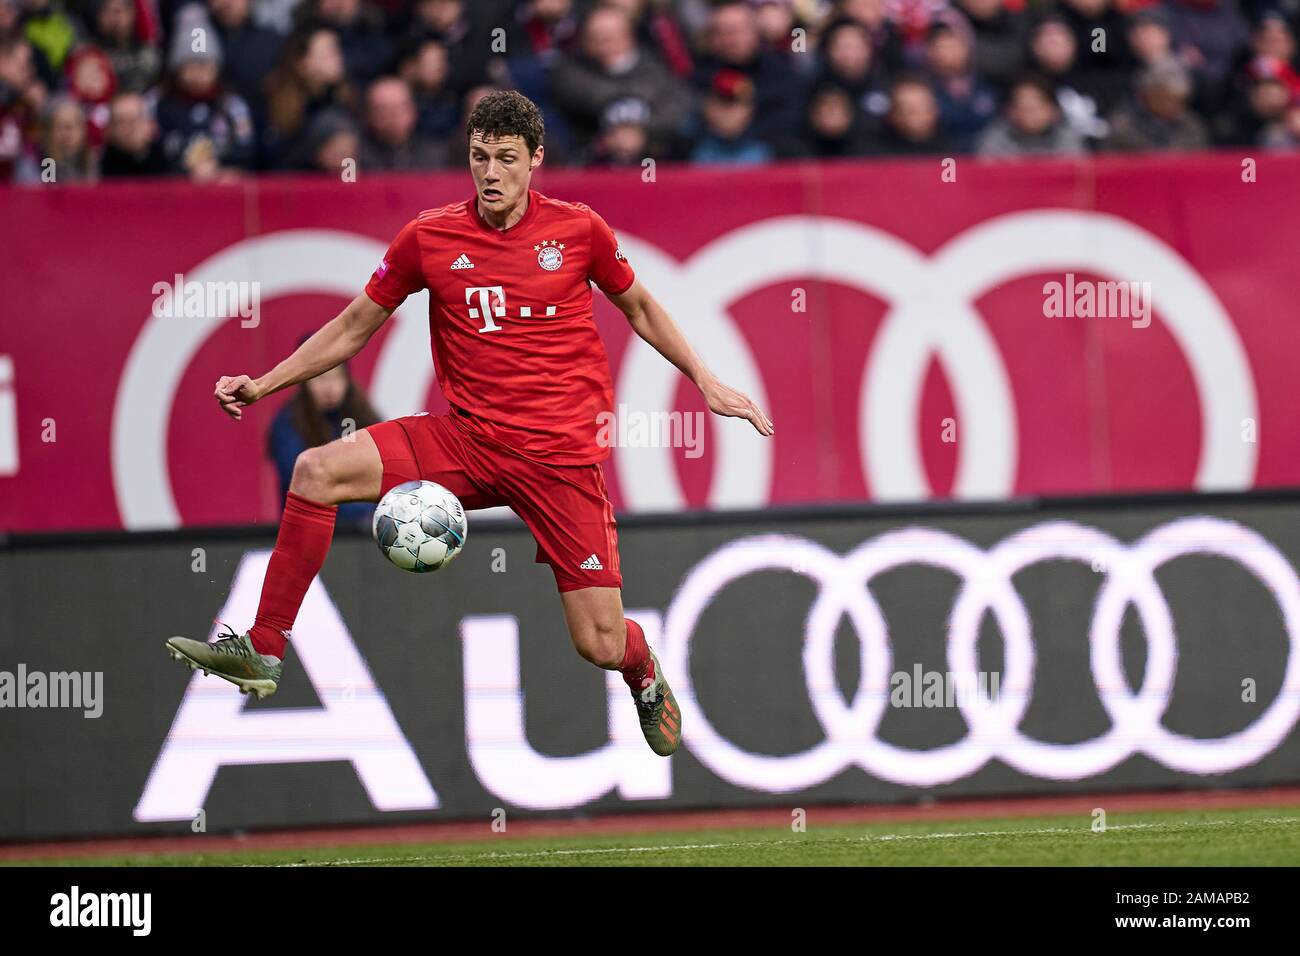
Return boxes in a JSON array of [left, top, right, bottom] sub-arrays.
[[273, 828, 1108, 866], [267, 815, 1300, 867]]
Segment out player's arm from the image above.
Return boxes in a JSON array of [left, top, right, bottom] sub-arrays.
[[214, 292, 392, 421], [606, 278, 774, 437]]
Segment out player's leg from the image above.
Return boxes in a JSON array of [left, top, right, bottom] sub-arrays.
[[558, 584, 627, 668], [165, 431, 384, 698], [504, 458, 682, 756], [287, 429, 385, 504], [247, 430, 384, 650], [558, 586, 680, 758]]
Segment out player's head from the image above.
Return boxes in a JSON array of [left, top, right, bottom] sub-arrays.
[[466, 90, 545, 215]]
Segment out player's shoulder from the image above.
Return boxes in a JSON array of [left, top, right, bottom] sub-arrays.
[[411, 198, 473, 228], [531, 190, 601, 224]]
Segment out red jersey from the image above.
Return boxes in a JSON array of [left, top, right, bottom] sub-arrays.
[[364, 189, 636, 465]]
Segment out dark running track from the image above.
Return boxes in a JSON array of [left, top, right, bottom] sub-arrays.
[[4, 786, 1300, 862]]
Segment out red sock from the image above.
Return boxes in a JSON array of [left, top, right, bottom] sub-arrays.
[[619, 618, 653, 692], [247, 492, 337, 658]]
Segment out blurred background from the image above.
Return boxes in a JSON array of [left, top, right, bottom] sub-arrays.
[[3, 0, 1300, 180]]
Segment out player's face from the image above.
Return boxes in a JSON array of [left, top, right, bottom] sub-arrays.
[[469, 133, 542, 216]]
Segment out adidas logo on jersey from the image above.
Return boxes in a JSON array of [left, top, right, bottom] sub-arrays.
[[579, 554, 604, 571], [451, 253, 474, 270]]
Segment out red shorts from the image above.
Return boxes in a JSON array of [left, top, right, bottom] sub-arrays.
[[366, 411, 621, 592]]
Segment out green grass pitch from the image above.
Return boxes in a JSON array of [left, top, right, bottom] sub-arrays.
[[12, 806, 1300, 867]]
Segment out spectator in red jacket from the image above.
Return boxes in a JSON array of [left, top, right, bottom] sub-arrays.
[[1241, 11, 1300, 96], [1219, 54, 1295, 143], [63, 41, 114, 130]]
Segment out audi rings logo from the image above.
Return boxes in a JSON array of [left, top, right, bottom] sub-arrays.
[[111, 212, 1256, 528], [616, 210, 1256, 511], [657, 516, 1300, 792], [136, 511, 1300, 820]]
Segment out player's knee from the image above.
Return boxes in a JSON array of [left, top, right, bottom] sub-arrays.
[[289, 447, 338, 503], [572, 616, 625, 669]]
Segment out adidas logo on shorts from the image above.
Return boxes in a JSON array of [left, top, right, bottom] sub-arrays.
[[580, 553, 604, 571], [451, 253, 474, 270]]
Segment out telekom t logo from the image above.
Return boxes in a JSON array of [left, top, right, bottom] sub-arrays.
[[466, 285, 505, 333], [465, 286, 558, 333]]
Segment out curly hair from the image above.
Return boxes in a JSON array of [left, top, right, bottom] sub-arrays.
[[466, 90, 545, 155]]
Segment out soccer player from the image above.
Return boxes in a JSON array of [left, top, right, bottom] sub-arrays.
[[165, 90, 772, 757]]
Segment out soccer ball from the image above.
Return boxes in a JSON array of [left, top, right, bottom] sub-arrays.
[[372, 480, 467, 573]]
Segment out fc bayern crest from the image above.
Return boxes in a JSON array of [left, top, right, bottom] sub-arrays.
[[535, 239, 564, 271]]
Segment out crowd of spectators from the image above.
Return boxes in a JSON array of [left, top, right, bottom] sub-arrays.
[[3, 0, 1299, 183]]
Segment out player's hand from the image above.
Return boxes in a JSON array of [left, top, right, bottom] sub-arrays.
[[700, 377, 774, 437], [214, 375, 262, 420]]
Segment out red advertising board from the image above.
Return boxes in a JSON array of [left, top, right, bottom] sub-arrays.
[[1, 153, 1296, 531]]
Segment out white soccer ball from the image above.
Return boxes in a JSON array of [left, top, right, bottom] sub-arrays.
[[372, 480, 467, 573]]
